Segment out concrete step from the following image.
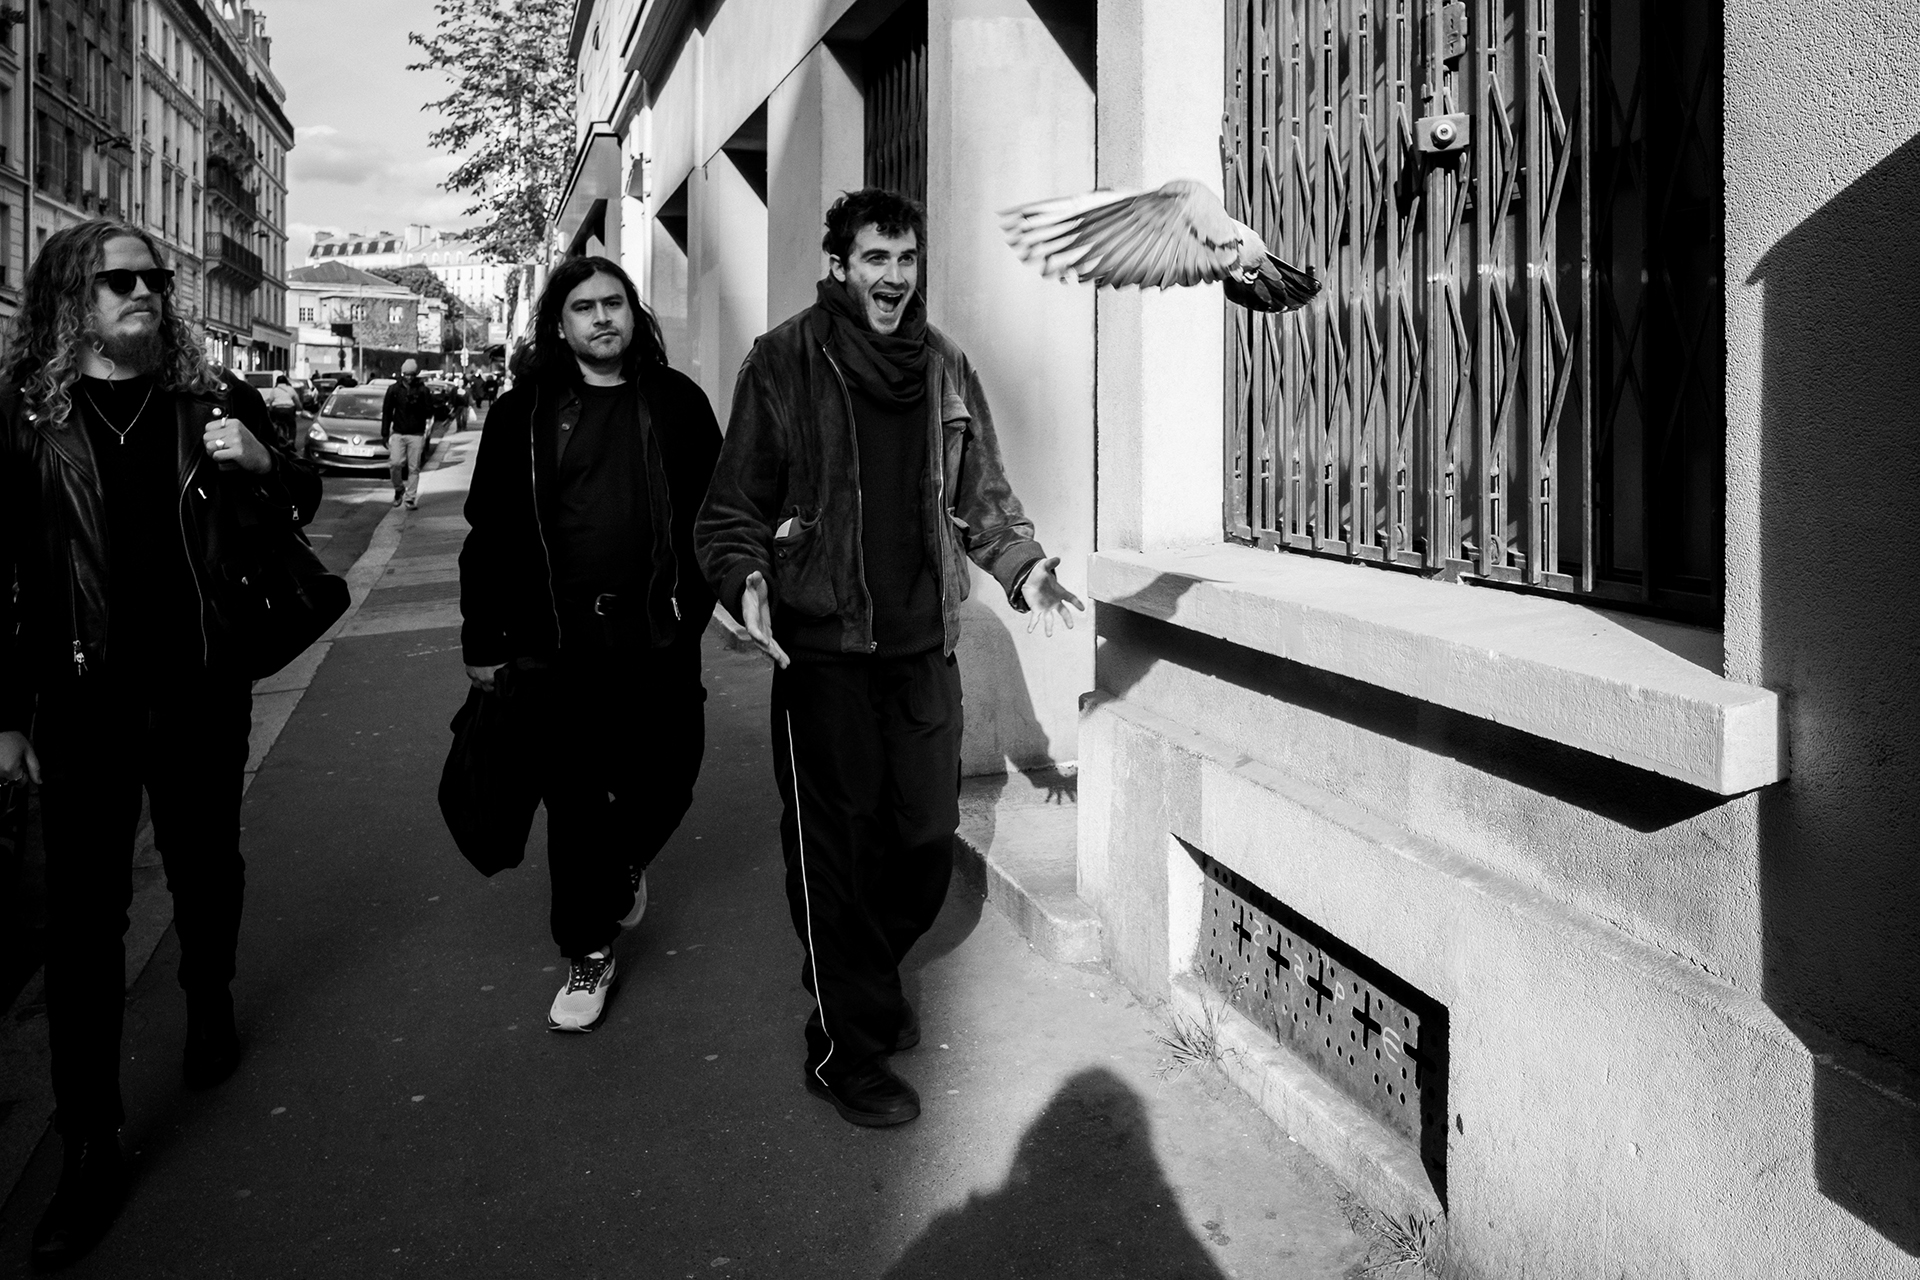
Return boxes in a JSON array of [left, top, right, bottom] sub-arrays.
[[954, 769, 1102, 965]]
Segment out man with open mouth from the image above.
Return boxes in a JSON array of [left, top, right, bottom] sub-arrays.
[[697, 189, 1084, 1128]]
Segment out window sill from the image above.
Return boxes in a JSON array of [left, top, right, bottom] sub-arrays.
[[1089, 546, 1783, 796]]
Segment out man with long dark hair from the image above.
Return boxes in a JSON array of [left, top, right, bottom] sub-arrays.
[[459, 256, 721, 1031], [0, 221, 320, 1268], [696, 190, 1083, 1128]]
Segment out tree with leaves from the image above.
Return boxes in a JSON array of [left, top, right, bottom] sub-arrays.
[[409, 0, 574, 264]]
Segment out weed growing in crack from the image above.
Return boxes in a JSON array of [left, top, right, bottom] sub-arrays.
[[1153, 975, 1247, 1079], [1336, 1189, 1443, 1277]]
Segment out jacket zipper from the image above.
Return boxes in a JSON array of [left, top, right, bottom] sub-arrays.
[[66, 561, 87, 676], [819, 346, 877, 653], [528, 385, 565, 650], [178, 460, 211, 667]]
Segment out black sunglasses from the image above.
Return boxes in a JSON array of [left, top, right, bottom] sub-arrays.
[[93, 267, 175, 297]]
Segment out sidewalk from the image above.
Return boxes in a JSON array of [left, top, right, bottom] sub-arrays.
[[0, 429, 1373, 1279]]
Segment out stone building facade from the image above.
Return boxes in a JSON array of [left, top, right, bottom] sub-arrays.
[[7, 1, 292, 369], [574, 1, 1920, 1274]]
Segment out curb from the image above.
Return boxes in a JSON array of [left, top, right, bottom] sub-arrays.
[[952, 770, 1102, 965]]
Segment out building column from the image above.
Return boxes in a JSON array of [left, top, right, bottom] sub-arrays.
[[690, 148, 769, 428], [766, 42, 864, 330], [1094, 0, 1226, 552], [928, 0, 1096, 772]]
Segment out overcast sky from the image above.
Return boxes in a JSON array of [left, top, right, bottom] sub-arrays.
[[257, 0, 474, 265]]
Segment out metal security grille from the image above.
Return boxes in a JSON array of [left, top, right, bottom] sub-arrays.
[[1225, 0, 1724, 621], [863, 2, 928, 205], [1195, 851, 1447, 1194]]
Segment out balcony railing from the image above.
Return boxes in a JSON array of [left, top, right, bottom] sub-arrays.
[[206, 164, 258, 219], [205, 233, 263, 286]]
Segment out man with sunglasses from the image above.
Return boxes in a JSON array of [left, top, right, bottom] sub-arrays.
[[0, 221, 320, 1269]]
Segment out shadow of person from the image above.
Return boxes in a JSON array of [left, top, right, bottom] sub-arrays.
[[1747, 130, 1920, 1253], [882, 1068, 1230, 1279]]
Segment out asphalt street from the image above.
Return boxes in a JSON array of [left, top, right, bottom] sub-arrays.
[[0, 420, 1371, 1279]]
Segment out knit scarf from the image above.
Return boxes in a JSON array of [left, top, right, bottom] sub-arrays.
[[813, 277, 931, 409]]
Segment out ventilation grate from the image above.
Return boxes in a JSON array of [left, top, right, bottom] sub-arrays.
[[1194, 850, 1447, 1195]]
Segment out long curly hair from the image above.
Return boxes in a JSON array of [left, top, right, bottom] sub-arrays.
[[528, 255, 667, 384], [0, 219, 217, 429]]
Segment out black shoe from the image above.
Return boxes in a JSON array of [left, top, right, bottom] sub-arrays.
[[392, 492, 404, 507], [183, 991, 241, 1090], [30, 1132, 125, 1272], [804, 1059, 920, 1128], [891, 1002, 921, 1053]]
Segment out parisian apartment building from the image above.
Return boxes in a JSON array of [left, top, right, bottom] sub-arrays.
[[307, 224, 514, 331], [561, 0, 1920, 1275], [0, 0, 291, 369]]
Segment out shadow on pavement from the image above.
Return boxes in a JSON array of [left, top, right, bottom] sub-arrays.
[[882, 1067, 1229, 1280]]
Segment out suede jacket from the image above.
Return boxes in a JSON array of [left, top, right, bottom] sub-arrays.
[[694, 306, 1046, 658], [458, 365, 721, 669], [0, 372, 322, 732]]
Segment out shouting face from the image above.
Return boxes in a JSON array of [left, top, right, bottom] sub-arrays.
[[831, 224, 919, 336], [89, 235, 166, 373], [559, 272, 635, 373]]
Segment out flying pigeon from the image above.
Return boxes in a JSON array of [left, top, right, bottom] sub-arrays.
[[998, 178, 1320, 313]]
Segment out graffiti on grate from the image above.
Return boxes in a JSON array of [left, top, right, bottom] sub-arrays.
[[1194, 849, 1447, 1193]]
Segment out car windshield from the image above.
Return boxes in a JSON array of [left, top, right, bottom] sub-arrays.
[[323, 391, 384, 421], [244, 372, 276, 388]]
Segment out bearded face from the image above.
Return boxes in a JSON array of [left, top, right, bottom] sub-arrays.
[[85, 236, 168, 375]]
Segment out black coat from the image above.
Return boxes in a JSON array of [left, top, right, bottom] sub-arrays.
[[457, 364, 721, 668], [693, 304, 1045, 659], [0, 372, 322, 732]]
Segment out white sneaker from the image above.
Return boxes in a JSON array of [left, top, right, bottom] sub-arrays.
[[547, 951, 616, 1032], [619, 870, 648, 931]]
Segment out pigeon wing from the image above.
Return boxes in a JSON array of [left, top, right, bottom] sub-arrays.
[[999, 180, 1247, 289]]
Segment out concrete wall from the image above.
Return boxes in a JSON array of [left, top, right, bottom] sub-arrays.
[[766, 43, 864, 329], [1094, 0, 1224, 552], [1076, 0, 1920, 1272], [929, 0, 1096, 772], [1721, 0, 1920, 1248], [690, 149, 769, 427]]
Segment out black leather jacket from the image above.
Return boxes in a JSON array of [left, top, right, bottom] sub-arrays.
[[694, 305, 1046, 659], [0, 373, 322, 731]]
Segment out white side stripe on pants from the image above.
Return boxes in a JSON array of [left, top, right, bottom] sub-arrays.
[[786, 710, 837, 1086]]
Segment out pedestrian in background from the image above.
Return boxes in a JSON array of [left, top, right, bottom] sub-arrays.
[[267, 373, 300, 448], [0, 220, 321, 1268], [458, 256, 720, 1032], [381, 357, 430, 508], [696, 190, 1084, 1128]]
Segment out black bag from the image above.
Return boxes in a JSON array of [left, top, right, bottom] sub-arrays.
[[221, 507, 351, 681], [438, 671, 542, 876]]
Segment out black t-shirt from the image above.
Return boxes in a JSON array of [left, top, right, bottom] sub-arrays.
[[74, 375, 204, 671], [850, 383, 942, 657], [549, 380, 651, 602]]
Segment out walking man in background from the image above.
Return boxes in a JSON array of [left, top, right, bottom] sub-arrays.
[[696, 189, 1083, 1128], [382, 357, 430, 508], [0, 220, 320, 1268], [459, 256, 721, 1033]]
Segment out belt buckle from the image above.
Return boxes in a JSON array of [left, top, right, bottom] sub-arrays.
[[592, 592, 617, 617]]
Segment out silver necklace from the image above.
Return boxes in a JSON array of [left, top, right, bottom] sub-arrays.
[[83, 381, 156, 446]]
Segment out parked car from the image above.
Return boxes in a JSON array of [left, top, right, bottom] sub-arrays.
[[311, 371, 359, 399], [305, 386, 393, 471]]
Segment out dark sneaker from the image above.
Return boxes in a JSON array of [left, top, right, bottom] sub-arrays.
[[183, 991, 240, 1090], [548, 951, 616, 1032], [31, 1132, 125, 1272], [892, 1002, 921, 1053], [392, 491, 404, 507], [805, 1059, 920, 1128]]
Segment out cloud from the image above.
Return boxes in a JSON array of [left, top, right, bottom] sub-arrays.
[[295, 124, 339, 140]]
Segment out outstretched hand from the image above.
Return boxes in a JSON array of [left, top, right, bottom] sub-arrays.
[[0, 730, 41, 787], [742, 570, 791, 669], [1020, 558, 1085, 637]]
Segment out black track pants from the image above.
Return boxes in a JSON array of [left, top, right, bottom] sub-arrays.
[[770, 650, 961, 1080], [516, 646, 706, 959], [35, 669, 252, 1137]]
